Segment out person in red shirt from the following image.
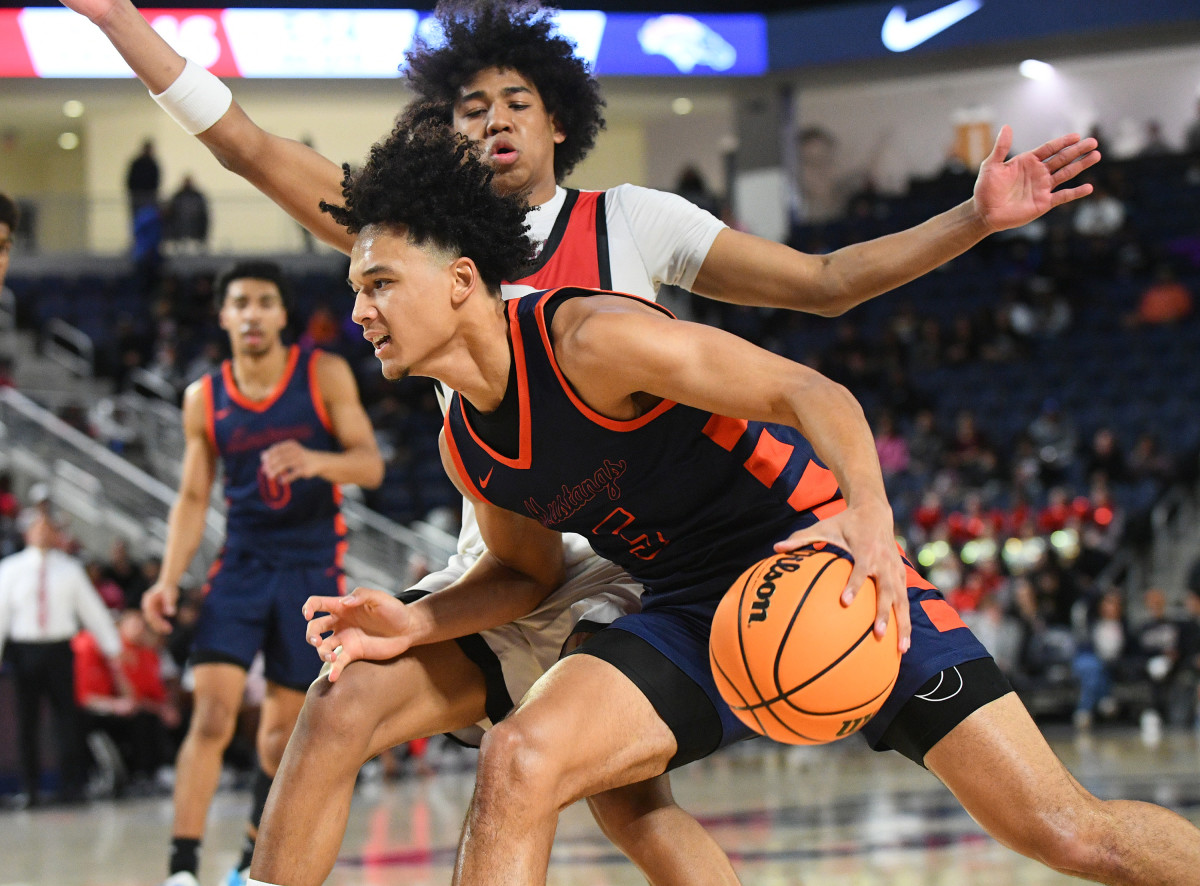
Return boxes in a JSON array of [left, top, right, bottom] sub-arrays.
[[74, 608, 180, 793]]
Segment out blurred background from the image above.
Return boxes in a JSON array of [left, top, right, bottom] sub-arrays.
[[1, 0, 1200, 801]]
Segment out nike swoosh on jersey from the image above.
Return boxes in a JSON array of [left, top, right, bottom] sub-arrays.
[[478, 466, 494, 489], [881, 0, 982, 52]]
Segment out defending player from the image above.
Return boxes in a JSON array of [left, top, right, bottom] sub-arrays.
[[308, 116, 1200, 886], [141, 261, 383, 886], [62, 1, 1100, 883]]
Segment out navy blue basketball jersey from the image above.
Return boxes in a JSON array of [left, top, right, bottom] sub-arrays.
[[443, 289, 851, 608], [201, 345, 346, 566]]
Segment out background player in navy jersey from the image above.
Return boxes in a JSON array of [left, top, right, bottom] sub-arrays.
[[302, 117, 1200, 886], [63, 1, 1100, 883], [141, 261, 383, 886]]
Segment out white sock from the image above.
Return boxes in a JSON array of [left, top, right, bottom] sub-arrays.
[[246, 880, 283, 886]]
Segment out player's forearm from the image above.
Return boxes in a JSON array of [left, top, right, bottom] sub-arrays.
[[819, 200, 992, 314], [787, 377, 891, 515], [404, 553, 558, 645], [86, 0, 185, 92], [309, 447, 385, 489], [158, 494, 209, 587]]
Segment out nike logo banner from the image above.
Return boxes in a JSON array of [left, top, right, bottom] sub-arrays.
[[881, 0, 983, 52]]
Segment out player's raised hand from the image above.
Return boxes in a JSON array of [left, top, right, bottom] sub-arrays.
[[775, 501, 911, 654], [973, 125, 1100, 233], [303, 587, 416, 681]]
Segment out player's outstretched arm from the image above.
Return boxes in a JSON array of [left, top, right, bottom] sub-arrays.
[[60, 0, 354, 253], [692, 126, 1099, 317], [553, 295, 911, 651]]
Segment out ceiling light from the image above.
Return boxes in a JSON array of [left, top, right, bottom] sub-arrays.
[[1019, 59, 1055, 81]]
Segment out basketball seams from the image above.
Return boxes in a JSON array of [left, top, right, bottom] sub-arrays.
[[710, 547, 902, 745]]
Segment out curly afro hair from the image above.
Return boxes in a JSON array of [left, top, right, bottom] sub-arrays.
[[322, 114, 537, 291], [404, 0, 605, 182]]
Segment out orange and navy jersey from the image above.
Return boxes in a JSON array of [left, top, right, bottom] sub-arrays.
[[508, 189, 611, 292], [442, 289, 848, 608], [201, 344, 345, 565]]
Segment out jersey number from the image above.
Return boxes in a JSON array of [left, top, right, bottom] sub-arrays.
[[593, 508, 669, 561]]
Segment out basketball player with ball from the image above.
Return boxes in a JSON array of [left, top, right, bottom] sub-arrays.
[[303, 118, 1200, 886]]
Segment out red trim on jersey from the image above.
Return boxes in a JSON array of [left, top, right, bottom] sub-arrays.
[[532, 290, 677, 432], [921, 598, 968, 632], [334, 539, 349, 596], [744, 429, 795, 488], [201, 374, 217, 450], [306, 350, 334, 432], [442, 411, 489, 503], [512, 191, 604, 290], [221, 344, 300, 412], [787, 461, 839, 512], [702, 414, 747, 451], [452, 301, 532, 470]]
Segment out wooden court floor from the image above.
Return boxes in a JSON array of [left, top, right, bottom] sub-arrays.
[[4, 727, 1200, 886]]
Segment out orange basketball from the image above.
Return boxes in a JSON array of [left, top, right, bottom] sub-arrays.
[[709, 546, 901, 745]]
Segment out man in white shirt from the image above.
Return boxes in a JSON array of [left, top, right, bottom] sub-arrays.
[[0, 512, 123, 807]]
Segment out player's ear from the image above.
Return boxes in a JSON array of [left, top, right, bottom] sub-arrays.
[[449, 256, 480, 305], [551, 115, 566, 146]]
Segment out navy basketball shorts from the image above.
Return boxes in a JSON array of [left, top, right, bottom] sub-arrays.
[[572, 580, 1001, 770], [191, 548, 343, 691]]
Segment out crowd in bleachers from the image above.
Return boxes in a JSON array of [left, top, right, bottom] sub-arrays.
[[2, 145, 1199, 785]]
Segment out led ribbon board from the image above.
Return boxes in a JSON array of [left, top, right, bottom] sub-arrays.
[[0, 8, 767, 78]]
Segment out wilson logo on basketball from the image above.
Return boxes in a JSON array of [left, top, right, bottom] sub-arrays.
[[746, 550, 812, 625]]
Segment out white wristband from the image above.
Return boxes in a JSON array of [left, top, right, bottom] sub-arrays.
[[150, 58, 233, 136]]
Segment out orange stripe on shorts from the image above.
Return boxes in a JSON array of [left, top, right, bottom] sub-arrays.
[[921, 598, 967, 632]]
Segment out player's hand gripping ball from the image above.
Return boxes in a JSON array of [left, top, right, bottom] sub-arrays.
[[709, 546, 901, 744]]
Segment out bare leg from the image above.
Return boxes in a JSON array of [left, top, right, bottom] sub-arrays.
[[172, 662, 247, 838], [927, 691, 1200, 885], [455, 654, 678, 886], [251, 641, 487, 886], [588, 775, 742, 886]]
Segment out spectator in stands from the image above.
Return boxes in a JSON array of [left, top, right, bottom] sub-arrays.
[[105, 537, 147, 611], [0, 191, 17, 294], [1177, 589, 1200, 726], [125, 138, 160, 220], [1026, 398, 1078, 487], [1071, 588, 1129, 730], [1126, 262, 1194, 326], [163, 175, 209, 254], [1128, 431, 1178, 492], [1072, 179, 1126, 239], [905, 408, 947, 478], [873, 411, 909, 478], [0, 471, 21, 557], [1185, 96, 1200, 155], [1083, 426, 1128, 486], [73, 607, 180, 796], [963, 592, 1023, 677], [1138, 120, 1172, 157], [85, 559, 125, 611], [1133, 587, 1183, 737], [0, 512, 125, 807], [945, 409, 1001, 489], [673, 164, 722, 218]]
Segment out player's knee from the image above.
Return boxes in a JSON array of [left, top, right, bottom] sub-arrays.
[[296, 676, 372, 749], [476, 718, 563, 808], [188, 696, 240, 744]]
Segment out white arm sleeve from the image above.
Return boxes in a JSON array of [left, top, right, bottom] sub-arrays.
[[604, 183, 726, 296]]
